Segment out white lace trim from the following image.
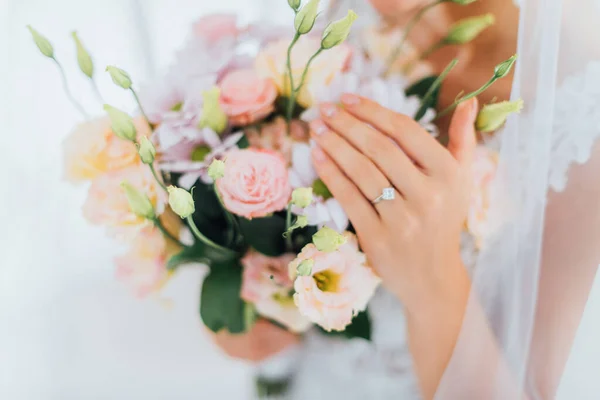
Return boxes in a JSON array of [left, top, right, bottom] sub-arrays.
[[549, 61, 600, 192]]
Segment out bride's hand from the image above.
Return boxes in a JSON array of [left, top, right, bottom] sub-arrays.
[[309, 95, 478, 311], [210, 319, 299, 362]]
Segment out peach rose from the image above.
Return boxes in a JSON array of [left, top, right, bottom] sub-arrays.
[[216, 148, 292, 219], [244, 116, 309, 164], [255, 36, 351, 107], [192, 14, 239, 42], [290, 233, 380, 332], [219, 69, 277, 126], [466, 147, 499, 248], [82, 165, 167, 239], [63, 116, 150, 183], [115, 211, 181, 297], [241, 251, 311, 333]]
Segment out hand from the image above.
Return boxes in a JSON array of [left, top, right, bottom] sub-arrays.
[[309, 95, 478, 311], [211, 319, 300, 362]]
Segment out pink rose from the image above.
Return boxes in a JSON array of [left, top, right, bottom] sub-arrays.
[[219, 69, 278, 126], [241, 251, 311, 333], [115, 212, 181, 297], [245, 116, 309, 164], [289, 233, 380, 332], [192, 14, 239, 42], [466, 147, 499, 247], [82, 165, 167, 240], [217, 149, 292, 219]]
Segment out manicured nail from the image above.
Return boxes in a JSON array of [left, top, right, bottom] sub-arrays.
[[340, 93, 360, 106], [320, 103, 338, 117], [312, 146, 326, 162], [310, 120, 328, 135]]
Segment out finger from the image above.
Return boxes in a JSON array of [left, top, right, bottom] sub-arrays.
[[448, 97, 478, 166], [338, 94, 454, 173], [310, 119, 396, 205], [316, 105, 425, 198], [311, 145, 380, 232]]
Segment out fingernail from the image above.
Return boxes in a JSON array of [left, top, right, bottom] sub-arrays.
[[320, 103, 338, 118], [312, 146, 326, 162], [310, 120, 328, 136], [340, 93, 360, 106]]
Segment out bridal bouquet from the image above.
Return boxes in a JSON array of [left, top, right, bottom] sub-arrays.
[[30, 0, 521, 340]]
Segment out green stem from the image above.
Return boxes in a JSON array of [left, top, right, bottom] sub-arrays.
[[150, 163, 169, 193], [186, 215, 233, 252], [213, 184, 238, 247], [153, 218, 186, 248], [285, 205, 293, 250], [285, 32, 301, 123], [90, 78, 105, 104], [131, 88, 152, 129], [435, 76, 496, 120], [52, 58, 88, 118], [384, 0, 446, 77], [295, 48, 323, 97], [414, 58, 458, 121]]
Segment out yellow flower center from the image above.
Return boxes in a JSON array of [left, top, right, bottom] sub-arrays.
[[313, 270, 341, 292], [272, 292, 295, 307], [191, 145, 211, 162], [171, 102, 183, 112]]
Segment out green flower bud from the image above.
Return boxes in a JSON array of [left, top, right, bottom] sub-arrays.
[[138, 136, 156, 164], [121, 181, 155, 219], [27, 26, 54, 58], [167, 186, 196, 219], [450, 0, 478, 4], [291, 187, 313, 208], [207, 159, 226, 180], [475, 99, 524, 133], [103, 104, 137, 141], [198, 87, 228, 134], [288, 0, 301, 11], [312, 226, 347, 252], [106, 65, 132, 89], [444, 14, 495, 45], [283, 215, 309, 238], [296, 259, 314, 277], [494, 54, 517, 79], [321, 9, 358, 49], [71, 31, 94, 78], [294, 0, 320, 35]]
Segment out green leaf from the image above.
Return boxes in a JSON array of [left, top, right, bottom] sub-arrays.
[[318, 310, 372, 341], [238, 214, 287, 257], [237, 134, 250, 149], [405, 75, 440, 121], [200, 260, 247, 334], [167, 240, 239, 270]]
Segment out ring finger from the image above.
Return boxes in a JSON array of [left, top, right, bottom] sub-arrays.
[[310, 120, 399, 210]]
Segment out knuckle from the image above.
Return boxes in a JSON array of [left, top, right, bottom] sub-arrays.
[[363, 135, 390, 159]]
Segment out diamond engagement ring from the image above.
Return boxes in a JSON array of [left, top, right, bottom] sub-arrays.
[[371, 187, 396, 204]]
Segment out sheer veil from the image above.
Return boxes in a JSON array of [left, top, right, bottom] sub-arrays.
[[437, 0, 600, 398]]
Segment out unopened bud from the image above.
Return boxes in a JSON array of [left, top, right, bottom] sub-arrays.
[[207, 159, 225, 180], [475, 99, 524, 133], [291, 187, 313, 208], [321, 10, 358, 49], [296, 259, 314, 277], [294, 0, 320, 35], [71, 31, 94, 78], [494, 55, 517, 79], [121, 181, 155, 219], [167, 186, 196, 219], [106, 65, 132, 89], [27, 26, 54, 58], [312, 226, 347, 252], [138, 136, 156, 164], [444, 14, 495, 45], [103, 104, 137, 141], [198, 87, 227, 134], [288, 0, 301, 11]]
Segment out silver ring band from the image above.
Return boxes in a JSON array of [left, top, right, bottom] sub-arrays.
[[371, 187, 396, 204]]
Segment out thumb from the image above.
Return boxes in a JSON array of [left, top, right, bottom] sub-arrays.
[[447, 97, 478, 166]]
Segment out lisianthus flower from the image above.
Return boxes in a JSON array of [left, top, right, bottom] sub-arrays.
[[244, 117, 309, 165], [288, 143, 348, 232], [82, 164, 167, 240], [192, 14, 240, 43], [114, 210, 182, 297], [159, 131, 243, 188], [289, 232, 380, 332], [241, 251, 311, 333], [62, 115, 150, 182]]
